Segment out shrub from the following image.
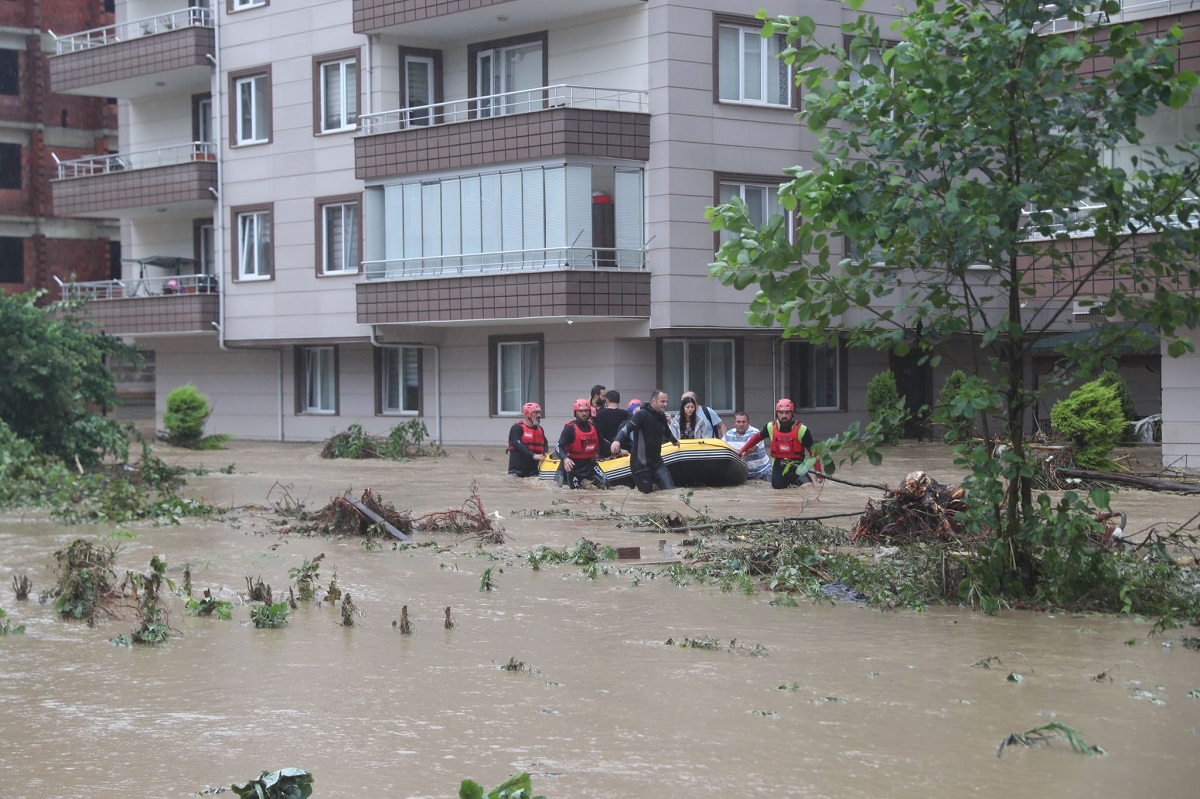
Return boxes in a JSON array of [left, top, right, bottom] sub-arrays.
[[1050, 379, 1126, 470], [936, 370, 975, 442], [163, 384, 231, 449], [865, 371, 904, 444], [1097, 370, 1138, 442]]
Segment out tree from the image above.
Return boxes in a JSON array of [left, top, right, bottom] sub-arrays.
[[0, 291, 137, 466], [709, 0, 1200, 598]]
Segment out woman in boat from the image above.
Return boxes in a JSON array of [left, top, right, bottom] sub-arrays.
[[506, 402, 547, 477], [669, 395, 714, 440]]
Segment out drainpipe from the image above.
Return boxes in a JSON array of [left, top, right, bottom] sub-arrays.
[[367, 324, 442, 444]]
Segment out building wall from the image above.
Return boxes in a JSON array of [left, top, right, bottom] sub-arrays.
[[1161, 330, 1200, 469]]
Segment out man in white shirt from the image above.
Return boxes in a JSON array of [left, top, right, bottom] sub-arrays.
[[724, 411, 771, 480]]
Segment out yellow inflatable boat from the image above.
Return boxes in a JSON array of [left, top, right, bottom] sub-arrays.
[[538, 437, 748, 487]]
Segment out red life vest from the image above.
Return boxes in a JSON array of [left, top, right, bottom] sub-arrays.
[[508, 422, 546, 454], [768, 421, 807, 460], [564, 421, 599, 460]]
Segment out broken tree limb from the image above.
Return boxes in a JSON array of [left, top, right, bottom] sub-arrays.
[[343, 491, 412, 541], [1057, 469, 1200, 495]]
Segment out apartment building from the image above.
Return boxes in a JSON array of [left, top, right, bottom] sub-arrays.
[[45, 0, 1199, 466], [0, 0, 117, 297]]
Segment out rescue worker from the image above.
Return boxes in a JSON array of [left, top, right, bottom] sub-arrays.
[[507, 402, 548, 477], [611, 389, 679, 494], [737, 398, 822, 489], [555, 398, 609, 489]]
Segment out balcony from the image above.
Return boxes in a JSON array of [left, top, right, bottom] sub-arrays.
[[49, 7, 215, 98], [353, 0, 644, 37], [1039, 0, 1196, 33], [54, 274, 219, 338], [356, 85, 649, 180], [51, 142, 217, 219]]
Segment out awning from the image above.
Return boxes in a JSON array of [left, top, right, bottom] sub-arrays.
[[1031, 321, 1159, 356], [122, 255, 198, 275]]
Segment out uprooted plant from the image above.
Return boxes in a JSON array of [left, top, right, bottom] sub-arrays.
[[123, 554, 174, 645], [12, 573, 31, 600], [249, 601, 289, 629], [231, 768, 313, 799], [414, 482, 505, 544], [185, 589, 233, 620], [51, 538, 122, 626], [320, 420, 444, 460], [997, 722, 1105, 758], [526, 538, 619, 570], [244, 576, 273, 604], [289, 553, 325, 601], [0, 607, 25, 635]]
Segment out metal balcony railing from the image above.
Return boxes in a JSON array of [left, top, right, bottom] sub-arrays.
[[50, 6, 215, 54], [1039, 0, 1195, 34], [363, 246, 647, 281], [54, 273, 219, 301], [360, 84, 649, 136], [53, 142, 216, 179]]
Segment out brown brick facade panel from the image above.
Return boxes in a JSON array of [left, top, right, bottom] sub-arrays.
[[356, 270, 650, 324], [49, 27, 216, 94], [81, 295, 219, 336], [352, 0, 508, 33], [1025, 231, 1198, 301], [1073, 11, 1200, 78], [52, 161, 217, 217], [355, 109, 650, 180]]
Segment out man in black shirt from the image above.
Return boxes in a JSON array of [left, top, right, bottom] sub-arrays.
[[594, 389, 630, 449], [611, 389, 679, 494]]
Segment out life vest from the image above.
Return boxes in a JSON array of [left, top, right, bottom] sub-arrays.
[[768, 421, 807, 460], [508, 422, 546, 454], [564, 421, 599, 460]]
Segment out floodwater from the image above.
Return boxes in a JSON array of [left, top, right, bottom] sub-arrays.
[[1, 442, 1198, 798]]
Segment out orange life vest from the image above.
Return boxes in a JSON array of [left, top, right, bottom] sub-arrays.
[[768, 421, 808, 460], [564, 421, 599, 460], [508, 422, 546, 454]]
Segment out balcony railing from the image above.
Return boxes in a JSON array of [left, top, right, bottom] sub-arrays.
[[360, 84, 649, 136], [363, 246, 647, 281], [55, 273, 219, 301], [54, 142, 216, 179], [51, 6, 215, 54], [1021, 197, 1199, 240], [1040, 0, 1194, 33]]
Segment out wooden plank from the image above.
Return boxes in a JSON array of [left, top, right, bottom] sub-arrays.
[[343, 491, 412, 541]]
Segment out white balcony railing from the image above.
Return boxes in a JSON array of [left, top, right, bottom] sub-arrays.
[[1040, 0, 1195, 34], [53, 142, 216, 179], [363, 246, 647, 282], [51, 7, 215, 54], [54, 273, 219, 302], [360, 84, 649, 136]]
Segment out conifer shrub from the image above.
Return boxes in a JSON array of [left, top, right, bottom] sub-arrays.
[[1050, 379, 1126, 470], [936, 369, 975, 443], [163, 384, 230, 449], [865, 370, 904, 444], [1096, 370, 1137, 441]]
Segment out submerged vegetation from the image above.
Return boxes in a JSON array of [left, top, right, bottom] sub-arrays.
[[321, 420, 444, 460]]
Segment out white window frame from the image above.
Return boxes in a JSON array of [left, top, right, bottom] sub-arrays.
[[321, 200, 359, 274], [237, 210, 271, 280], [301, 347, 336, 415], [235, 73, 269, 145], [791, 341, 843, 411], [319, 57, 357, 133], [719, 180, 792, 244], [381, 346, 421, 414], [496, 339, 541, 416], [404, 54, 435, 127], [662, 339, 736, 415], [475, 40, 544, 118], [232, 0, 266, 10], [717, 23, 791, 107]]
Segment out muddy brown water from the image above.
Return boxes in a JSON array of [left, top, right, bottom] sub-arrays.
[[2, 442, 1198, 798]]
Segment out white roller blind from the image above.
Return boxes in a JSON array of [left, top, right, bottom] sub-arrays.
[[614, 168, 643, 267]]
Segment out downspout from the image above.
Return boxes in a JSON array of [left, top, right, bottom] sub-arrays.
[[208, 8, 284, 441], [368, 325, 442, 445]]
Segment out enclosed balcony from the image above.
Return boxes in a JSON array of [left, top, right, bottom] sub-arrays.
[[49, 6, 215, 98], [51, 142, 217, 219], [356, 85, 649, 180], [353, 0, 645, 37], [53, 269, 219, 338]]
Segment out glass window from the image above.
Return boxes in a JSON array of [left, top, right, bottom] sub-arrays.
[[789, 341, 842, 411], [0, 236, 23, 284], [236, 209, 271, 279], [475, 40, 543, 117], [321, 201, 359, 274], [497, 340, 541, 415], [382, 346, 420, 414], [0, 50, 19, 97], [662, 339, 735, 413], [718, 180, 790, 243], [717, 23, 790, 106], [301, 347, 336, 414], [235, 74, 269, 144], [232, 0, 267, 10], [320, 58, 357, 133], [405, 55, 434, 127]]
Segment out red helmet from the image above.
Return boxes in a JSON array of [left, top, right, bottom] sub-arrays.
[[573, 398, 591, 412], [522, 402, 541, 417], [775, 398, 795, 413]]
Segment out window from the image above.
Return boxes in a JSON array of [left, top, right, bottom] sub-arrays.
[[193, 93, 213, 145], [194, 219, 215, 279], [316, 54, 357, 133], [716, 18, 790, 106], [0, 50, 18, 96], [717, 177, 790, 245], [230, 69, 270, 145], [470, 33, 547, 118], [662, 339, 736, 413], [318, 196, 360, 275], [401, 49, 441, 127], [489, 334, 543, 416], [787, 340, 845, 411], [0, 236, 23, 283], [379, 346, 421, 414], [298, 347, 337, 414], [0, 143, 20, 189], [849, 45, 888, 91], [229, 0, 267, 10], [232, 205, 272, 280]]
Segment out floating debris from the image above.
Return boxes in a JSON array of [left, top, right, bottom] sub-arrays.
[[852, 471, 968, 544]]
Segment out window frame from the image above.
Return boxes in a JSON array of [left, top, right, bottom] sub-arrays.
[[296, 346, 338, 415], [399, 47, 443, 127], [0, 49, 19, 97], [713, 13, 795, 109], [228, 67, 272, 146], [315, 193, 362, 276], [786, 339, 848, 412], [0, 142, 21, 190], [658, 338, 740, 416], [375, 345, 423, 415], [228, 0, 268, 12], [488, 333, 544, 417], [313, 50, 359, 135], [231, 203, 273, 282], [714, 173, 793, 251], [467, 31, 549, 119], [0, 235, 23, 284], [193, 218, 216, 281]]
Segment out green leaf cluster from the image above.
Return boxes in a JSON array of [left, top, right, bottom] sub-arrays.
[[231, 769, 313, 799], [1050, 379, 1126, 469], [459, 772, 545, 799], [321, 421, 444, 460], [935, 370, 975, 443], [865, 371, 904, 444]]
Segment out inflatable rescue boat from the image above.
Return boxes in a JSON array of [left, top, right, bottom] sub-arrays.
[[538, 437, 748, 487]]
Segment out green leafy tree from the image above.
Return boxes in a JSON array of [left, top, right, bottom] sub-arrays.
[[0, 291, 137, 466], [709, 0, 1200, 597], [865, 371, 904, 444]]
